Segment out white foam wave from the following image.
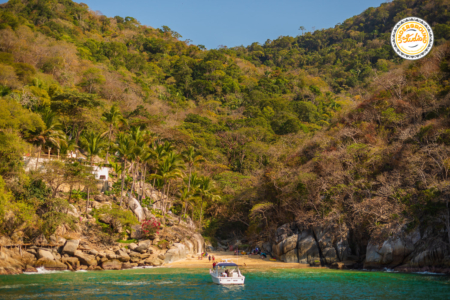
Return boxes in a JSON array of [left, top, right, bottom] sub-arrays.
[[0, 284, 38, 289], [24, 267, 69, 275], [154, 281, 174, 285], [109, 280, 174, 286], [383, 268, 398, 273], [109, 281, 151, 286], [415, 271, 445, 275]]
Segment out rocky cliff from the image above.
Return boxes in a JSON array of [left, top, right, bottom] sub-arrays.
[[266, 222, 354, 268], [263, 222, 450, 273], [0, 196, 204, 275]]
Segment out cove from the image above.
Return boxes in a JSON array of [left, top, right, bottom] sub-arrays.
[[0, 268, 449, 299]]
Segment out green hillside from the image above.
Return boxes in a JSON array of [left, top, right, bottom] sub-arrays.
[[0, 0, 450, 249]]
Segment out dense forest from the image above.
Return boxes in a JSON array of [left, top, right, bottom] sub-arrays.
[[1, 0, 450, 251]]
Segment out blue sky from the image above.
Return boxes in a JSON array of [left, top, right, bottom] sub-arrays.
[[3, 0, 387, 49]]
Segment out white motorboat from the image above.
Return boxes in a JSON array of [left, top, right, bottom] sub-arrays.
[[209, 260, 245, 285]]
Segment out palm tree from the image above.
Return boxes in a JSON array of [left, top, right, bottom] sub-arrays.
[[182, 146, 205, 193], [129, 127, 153, 199], [79, 131, 107, 164], [102, 105, 127, 163], [195, 176, 220, 229], [27, 108, 65, 169], [113, 133, 136, 207], [147, 141, 171, 189], [183, 172, 201, 217], [150, 152, 184, 215], [58, 134, 77, 159]]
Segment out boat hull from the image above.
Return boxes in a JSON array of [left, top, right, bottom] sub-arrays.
[[211, 274, 245, 285]]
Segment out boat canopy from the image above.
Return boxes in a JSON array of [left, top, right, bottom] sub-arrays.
[[216, 262, 238, 267]]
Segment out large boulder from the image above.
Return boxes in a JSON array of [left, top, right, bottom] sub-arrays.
[[364, 228, 419, 269], [297, 232, 321, 265], [276, 223, 296, 243], [62, 257, 80, 269], [101, 259, 122, 270], [128, 243, 138, 251], [105, 250, 117, 259], [312, 226, 347, 265], [129, 251, 141, 258], [122, 262, 137, 269], [62, 239, 79, 256], [115, 249, 131, 262], [272, 234, 299, 262], [145, 258, 164, 266], [127, 197, 145, 221], [24, 265, 37, 273], [164, 243, 188, 263], [135, 240, 151, 253], [184, 240, 194, 254], [73, 250, 97, 267], [191, 233, 204, 254], [37, 249, 54, 260], [34, 258, 67, 271]]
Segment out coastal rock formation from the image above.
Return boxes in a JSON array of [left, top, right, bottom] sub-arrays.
[[126, 197, 145, 222], [364, 227, 450, 272], [37, 249, 55, 260], [62, 257, 80, 269], [101, 259, 122, 270], [115, 249, 131, 262], [62, 240, 80, 256], [74, 250, 97, 267], [135, 240, 152, 253], [164, 243, 188, 263], [270, 223, 350, 266], [34, 258, 67, 271]]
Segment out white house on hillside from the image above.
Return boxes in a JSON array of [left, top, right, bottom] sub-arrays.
[[92, 166, 110, 180]]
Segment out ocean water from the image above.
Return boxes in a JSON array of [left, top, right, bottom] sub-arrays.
[[0, 267, 449, 299]]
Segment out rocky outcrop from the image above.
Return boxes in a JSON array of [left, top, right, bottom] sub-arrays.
[[62, 257, 80, 269], [62, 239, 79, 256], [74, 250, 97, 267], [115, 249, 131, 262], [297, 231, 321, 265], [34, 258, 67, 270], [164, 243, 188, 263], [135, 240, 152, 253], [364, 227, 450, 272], [37, 249, 55, 260], [146, 257, 164, 266], [270, 222, 351, 266], [126, 196, 145, 221], [191, 233, 204, 254], [101, 259, 122, 270]]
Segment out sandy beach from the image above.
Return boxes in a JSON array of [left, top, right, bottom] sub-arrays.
[[166, 250, 313, 269]]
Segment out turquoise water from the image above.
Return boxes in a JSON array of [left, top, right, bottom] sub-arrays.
[[0, 268, 449, 299]]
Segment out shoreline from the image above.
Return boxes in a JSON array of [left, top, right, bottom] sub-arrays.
[[166, 250, 321, 269]]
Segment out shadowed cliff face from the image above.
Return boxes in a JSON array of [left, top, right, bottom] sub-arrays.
[[265, 221, 450, 273]]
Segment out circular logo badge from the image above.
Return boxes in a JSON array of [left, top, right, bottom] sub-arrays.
[[391, 17, 434, 60]]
